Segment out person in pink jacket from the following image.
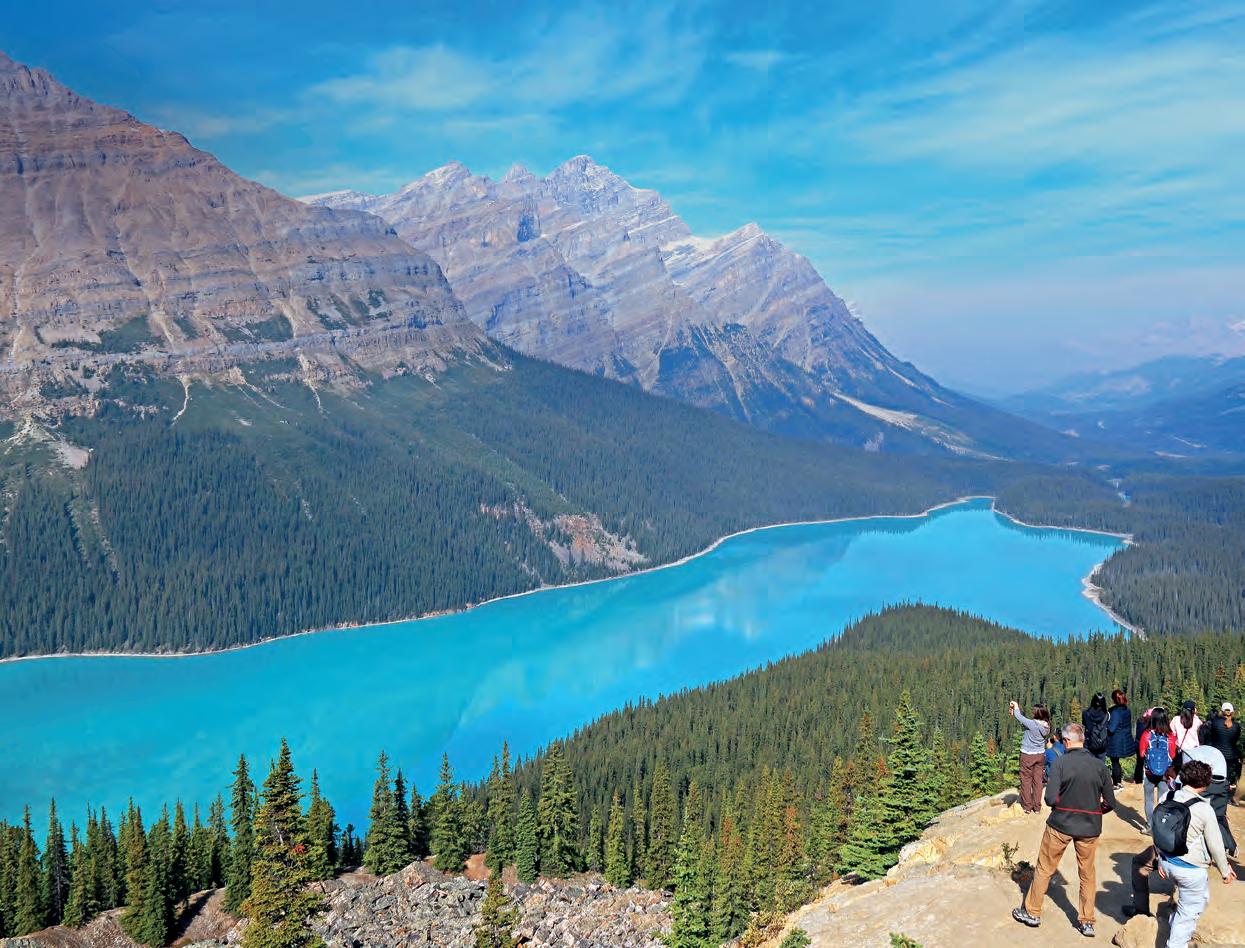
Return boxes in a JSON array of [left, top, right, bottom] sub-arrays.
[[1173, 700, 1204, 758]]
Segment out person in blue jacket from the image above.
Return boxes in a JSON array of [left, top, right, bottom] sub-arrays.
[[1106, 688, 1138, 790]]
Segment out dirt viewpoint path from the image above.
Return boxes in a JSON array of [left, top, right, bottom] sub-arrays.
[[773, 783, 1245, 948]]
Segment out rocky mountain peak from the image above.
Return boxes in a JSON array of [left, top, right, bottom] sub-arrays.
[[502, 162, 536, 184], [0, 51, 479, 417]]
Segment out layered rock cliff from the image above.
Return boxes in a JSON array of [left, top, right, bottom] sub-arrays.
[[307, 158, 1075, 459], [0, 51, 484, 418]]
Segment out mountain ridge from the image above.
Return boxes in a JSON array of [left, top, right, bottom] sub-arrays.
[[0, 49, 486, 419], [306, 158, 1091, 461]]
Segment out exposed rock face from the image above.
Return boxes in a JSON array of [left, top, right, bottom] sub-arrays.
[[7, 867, 669, 948], [305, 864, 669, 948], [0, 51, 483, 416], [308, 158, 1050, 457]]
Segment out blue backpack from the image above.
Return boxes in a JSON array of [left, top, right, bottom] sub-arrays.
[[1145, 730, 1172, 780]]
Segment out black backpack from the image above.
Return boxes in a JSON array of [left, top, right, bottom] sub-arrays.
[[1087, 712, 1109, 754], [1153, 790, 1195, 858]]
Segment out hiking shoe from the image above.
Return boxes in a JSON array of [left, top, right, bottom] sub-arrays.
[[1113, 783, 1124, 791], [1078, 922, 1095, 937], [1122, 906, 1150, 919], [1012, 907, 1041, 928]]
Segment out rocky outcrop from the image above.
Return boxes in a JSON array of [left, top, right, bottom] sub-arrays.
[[768, 783, 1245, 948], [0, 50, 486, 417], [5, 866, 669, 948], [305, 864, 669, 948], [306, 158, 1077, 459]]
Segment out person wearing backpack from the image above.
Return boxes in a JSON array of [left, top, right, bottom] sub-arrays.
[[1106, 689, 1137, 790], [1140, 707, 1179, 826], [1153, 760, 1234, 947], [1082, 692, 1111, 760], [1012, 721, 1115, 938], [1010, 700, 1052, 813], [1202, 703, 1242, 791], [1184, 743, 1236, 857], [1133, 706, 1155, 785]]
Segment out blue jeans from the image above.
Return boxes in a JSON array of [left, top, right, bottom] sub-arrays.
[[1161, 859, 1209, 948]]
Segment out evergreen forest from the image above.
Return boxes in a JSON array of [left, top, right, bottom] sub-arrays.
[[2, 353, 1242, 658]]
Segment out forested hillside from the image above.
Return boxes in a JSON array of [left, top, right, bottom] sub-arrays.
[[0, 355, 994, 658], [996, 471, 1245, 634]]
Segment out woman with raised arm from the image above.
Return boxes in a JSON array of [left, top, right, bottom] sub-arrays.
[[1011, 699, 1052, 814]]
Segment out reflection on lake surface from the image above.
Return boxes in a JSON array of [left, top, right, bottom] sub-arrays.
[[0, 499, 1123, 825]]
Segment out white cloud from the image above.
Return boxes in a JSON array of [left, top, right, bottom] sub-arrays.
[[310, 5, 706, 114], [723, 49, 791, 72]]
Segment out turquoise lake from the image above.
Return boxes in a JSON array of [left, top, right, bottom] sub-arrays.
[[0, 499, 1124, 827]]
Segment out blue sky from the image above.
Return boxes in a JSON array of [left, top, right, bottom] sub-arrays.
[[6, 0, 1245, 391]]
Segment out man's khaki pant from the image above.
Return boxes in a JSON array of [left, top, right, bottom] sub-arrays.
[[1023, 824, 1099, 923]]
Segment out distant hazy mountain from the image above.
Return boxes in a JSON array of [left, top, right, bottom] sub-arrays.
[[1002, 355, 1245, 456], [306, 159, 1082, 461], [0, 50, 477, 415]]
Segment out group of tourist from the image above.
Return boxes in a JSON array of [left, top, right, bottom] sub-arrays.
[[1006, 691, 1241, 944]]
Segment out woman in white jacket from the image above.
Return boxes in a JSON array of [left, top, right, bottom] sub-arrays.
[[1173, 700, 1203, 759]]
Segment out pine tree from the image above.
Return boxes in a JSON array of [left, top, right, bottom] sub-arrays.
[[393, 773, 415, 857], [645, 761, 677, 889], [89, 807, 122, 914], [604, 792, 630, 887], [208, 796, 230, 889], [473, 873, 518, 948], [62, 824, 92, 928], [969, 732, 998, 797], [431, 755, 470, 873], [836, 759, 906, 880], [667, 784, 713, 948], [14, 807, 44, 935], [305, 772, 338, 881], [586, 807, 604, 872], [772, 772, 809, 911], [364, 753, 410, 876], [485, 746, 516, 870], [629, 777, 647, 884], [242, 740, 325, 948], [408, 786, 431, 861], [188, 804, 215, 894], [536, 745, 580, 877], [0, 821, 17, 937], [1211, 665, 1233, 710], [711, 805, 749, 943], [337, 825, 360, 869], [925, 729, 953, 813], [885, 691, 934, 836], [42, 799, 69, 926], [171, 801, 191, 906], [515, 795, 540, 883], [123, 808, 173, 948], [225, 755, 257, 914]]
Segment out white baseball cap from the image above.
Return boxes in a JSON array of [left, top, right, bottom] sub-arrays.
[[1223, 702, 1235, 713]]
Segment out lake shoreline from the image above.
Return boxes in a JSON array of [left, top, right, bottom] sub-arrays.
[[985, 505, 1141, 637], [0, 493, 1132, 666]]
